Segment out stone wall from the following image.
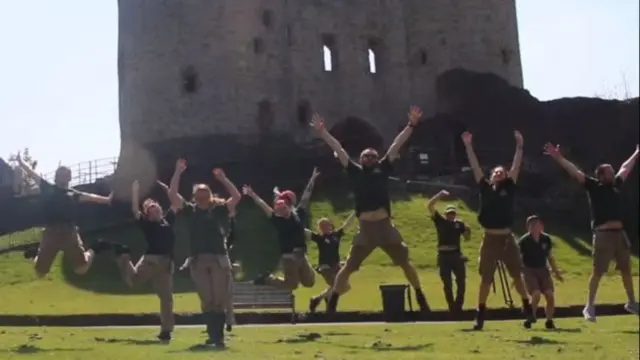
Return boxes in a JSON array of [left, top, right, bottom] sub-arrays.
[[117, 0, 522, 172]]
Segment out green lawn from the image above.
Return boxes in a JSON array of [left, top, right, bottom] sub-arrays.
[[0, 194, 638, 314], [0, 316, 638, 359]]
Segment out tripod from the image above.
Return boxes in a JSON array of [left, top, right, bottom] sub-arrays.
[[492, 261, 514, 308]]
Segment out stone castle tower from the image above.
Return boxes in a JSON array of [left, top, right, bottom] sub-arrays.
[[116, 0, 522, 176]]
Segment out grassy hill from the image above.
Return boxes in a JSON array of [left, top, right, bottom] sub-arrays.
[[0, 193, 637, 315]]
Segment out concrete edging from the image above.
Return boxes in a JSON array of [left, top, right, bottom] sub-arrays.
[[0, 303, 629, 327]]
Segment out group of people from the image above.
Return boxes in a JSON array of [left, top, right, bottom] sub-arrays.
[[13, 104, 639, 347]]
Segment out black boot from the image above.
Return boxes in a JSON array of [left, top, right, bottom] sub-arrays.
[[309, 296, 322, 313], [472, 304, 486, 331], [157, 330, 172, 342], [213, 312, 226, 348], [326, 293, 340, 314], [203, 312, 215, 345], [415, 289, 431, 312]]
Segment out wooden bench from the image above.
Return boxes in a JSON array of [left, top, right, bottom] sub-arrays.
[[231, 282, 296, 323]]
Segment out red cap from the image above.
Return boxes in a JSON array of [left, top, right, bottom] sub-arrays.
[[276, 190, 296, 205]]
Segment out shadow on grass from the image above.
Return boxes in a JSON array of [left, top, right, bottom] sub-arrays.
[[61, 199, 282, 295], [94, 337, 169, 346], [618, 330, 639, 335], [545, 328, 582, 333], [330, 340, 433, 352], [507, 336, 567, 346], [0, 344, 90, 354]]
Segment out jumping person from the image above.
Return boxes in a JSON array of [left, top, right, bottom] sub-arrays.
[[518, 215, 563, 329], [242, 184, 316, 291], [16, 154, 113, 278], [112, 180, 178, 341], [544, 143, 639, 321], [461, 130, 533, 330], [310, 106, 431, 313], [307, 212, 357, 313], [427, 189, 471, 314], [169, 159, 242, 348]]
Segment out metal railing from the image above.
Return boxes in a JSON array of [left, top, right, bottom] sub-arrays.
[[42, 157, 119, 187]]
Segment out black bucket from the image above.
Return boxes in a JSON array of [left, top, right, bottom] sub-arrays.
[[379, 284, 409, 321]]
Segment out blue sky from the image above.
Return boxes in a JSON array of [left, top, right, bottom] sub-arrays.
[[0, 0, 638, 175]]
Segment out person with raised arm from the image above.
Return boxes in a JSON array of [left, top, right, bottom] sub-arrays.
[[544, 143, 639, 321], [16, 154, 113, 278], [427, 189, 471, 314], [310, 106, 431, 314], [111, 180, 178, 342], [461, 130, 533, 330], [518, 215, 564, 330], [306, 211, 357, 313], [273, 166, 321, 211], [167, 159, 241, 348], [242, 183, 316, 291]]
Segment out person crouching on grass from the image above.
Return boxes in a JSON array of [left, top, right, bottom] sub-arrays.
[[306, 212, 357, 313], [518, 215, 564, 329]]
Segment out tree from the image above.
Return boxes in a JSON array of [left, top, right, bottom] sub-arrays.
[[7, 148, 40, 195]]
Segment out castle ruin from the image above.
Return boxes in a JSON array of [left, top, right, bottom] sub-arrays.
[[117, 0, 522, 169]]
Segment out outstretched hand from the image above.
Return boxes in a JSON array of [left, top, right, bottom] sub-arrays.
[[407, 105, 423, 126], [514, 130, 523, 147], [242, 185, 255, 197], [309, 113, 325, 132], [213, 168, 226, 179], [156, 180, 168, 189], [175, 159, 187, 173], [543, 143, 561, 157], [461, 131, 473, 145], [439, 189, 450, 197], [132, 180, 140, 192], [311, 167, 321, 179]]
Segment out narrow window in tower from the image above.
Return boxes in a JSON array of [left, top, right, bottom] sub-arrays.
[[419, 50, 428, 65], [262, 10, 273, 28], [182, 66, 198, 94], [501, 48, 512, 64], [367, 39, 381, 74], [323, 46, 333, 71], [322, 34, 337, 72], [368, 49, 377, 74]]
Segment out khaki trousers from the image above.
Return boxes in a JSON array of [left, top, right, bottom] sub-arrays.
[[36, 224, 88, 275], [189, 254, 233, 314], [266, 249, 315, 290], [117, 254, 175, 332]]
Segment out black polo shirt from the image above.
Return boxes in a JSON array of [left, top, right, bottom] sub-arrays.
[[518, 232, 552, 269], [310, 229, 344, 266], [137, 209, 176, 257], [346, 158, 392, 216], [584, 176, 624, 228], [271, 207, 307, 254], [431, 211, 466, 251], [40, 182, 81, 226], [477, 177, 516, 229]]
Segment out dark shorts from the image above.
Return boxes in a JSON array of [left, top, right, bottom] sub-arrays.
[[478, 232, 522, 283], [344, 217, 409, 271], [522, 266, 554, 294], [592, 229, 631, 276]]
